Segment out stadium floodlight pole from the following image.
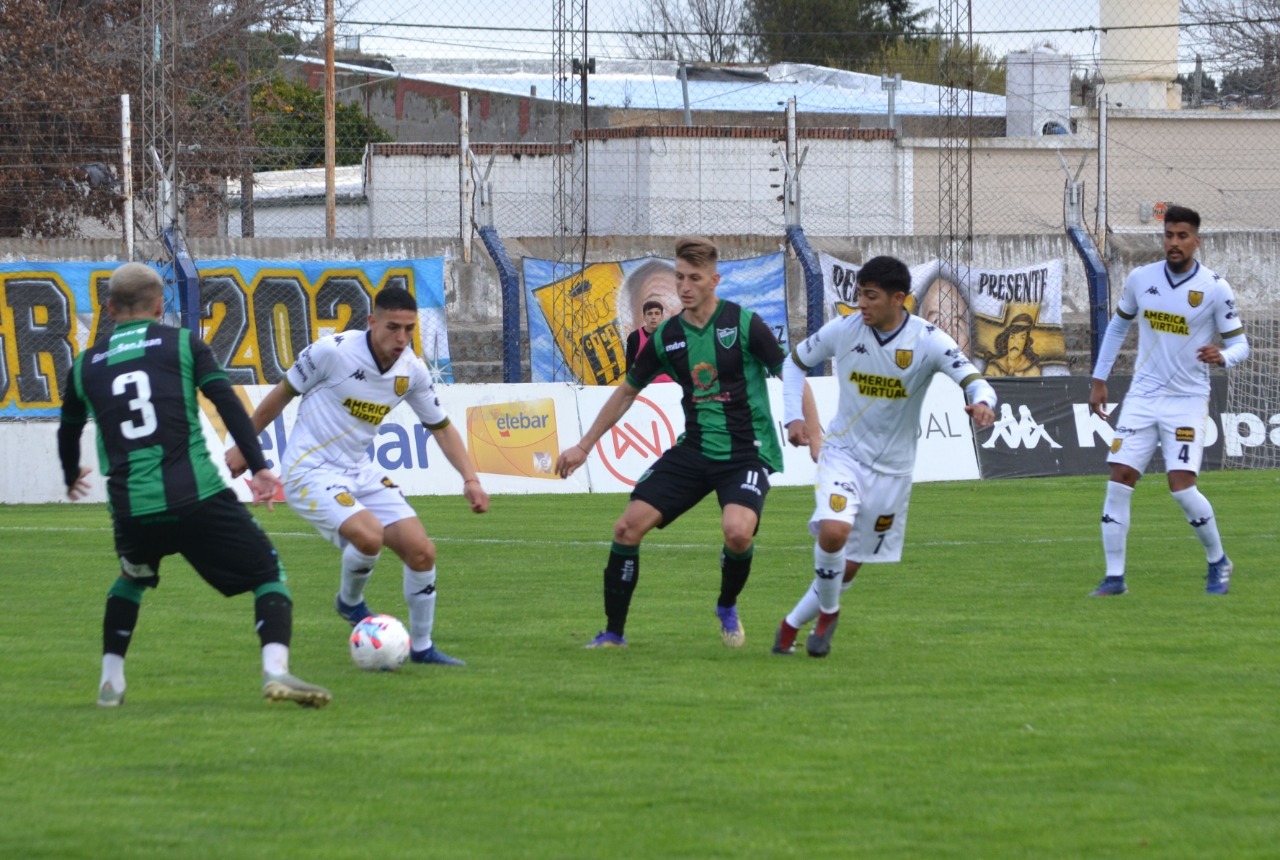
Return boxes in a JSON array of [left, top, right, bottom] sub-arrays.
[[121, 94, 135, 262], [324, 0, 336, 239]]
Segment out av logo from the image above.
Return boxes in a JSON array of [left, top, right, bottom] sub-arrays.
[[981, 403, 1062, 450], [595, 395, 678, 486]]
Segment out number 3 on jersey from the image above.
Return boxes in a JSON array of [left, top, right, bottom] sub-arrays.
[[113, 370, 158, 440]]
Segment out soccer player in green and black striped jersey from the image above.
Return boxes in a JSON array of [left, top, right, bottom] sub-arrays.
[[556, 236, 813, 649], [58, 262, 330, 709]]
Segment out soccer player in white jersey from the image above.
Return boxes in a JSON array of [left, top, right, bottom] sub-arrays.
[[1088, 205, 1248, 597], [228, 287, 489, 665], [775, 256, 997, 658]]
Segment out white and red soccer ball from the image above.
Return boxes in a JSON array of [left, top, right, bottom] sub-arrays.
[[349, 614, 411, 671]]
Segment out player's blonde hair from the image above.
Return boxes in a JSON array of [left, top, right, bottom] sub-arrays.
[[108, 263, 164, 313], [675, 236, 719, 268]]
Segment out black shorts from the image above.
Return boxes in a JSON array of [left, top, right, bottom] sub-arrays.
[[112, 489, 285, 597], [630, 445, 772, 529]]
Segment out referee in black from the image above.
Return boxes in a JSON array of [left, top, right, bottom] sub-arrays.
[[59, 262, 330, 708]]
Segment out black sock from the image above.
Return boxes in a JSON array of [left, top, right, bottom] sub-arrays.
[[718, 544, 754, 608], [102, 595, 140, 658], [603, 542, 640, 636], [254, 592, 293, 648]]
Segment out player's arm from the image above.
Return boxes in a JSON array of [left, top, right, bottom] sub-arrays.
[[555, 379, 643, 478], [781, 353, 821, 458], [932, 331, 997, 429], [225, 378, 298, 479], [191, 337, 280, 506], [56, 363, 92, 500], [1199, 285, 1249, 368], [1089, 274, 1140, 418], [427, 419, 490, 514]]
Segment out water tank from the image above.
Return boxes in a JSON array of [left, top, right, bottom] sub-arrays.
[[1005, 48, 1072, 137], [1099, 0, 1181, 109]]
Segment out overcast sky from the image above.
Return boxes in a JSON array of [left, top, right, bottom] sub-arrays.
[[332, 1, 1197, 78]]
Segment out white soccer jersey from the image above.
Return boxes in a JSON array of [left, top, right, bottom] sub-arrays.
[[280, 330, 449, 478], [1118, 260, 1244, 399], [792, 312, 986, 476]]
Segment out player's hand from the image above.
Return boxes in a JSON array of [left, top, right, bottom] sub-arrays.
[[226, 445, 249, 478], [463, 479, 490, 513], [965, 403, 996, 429], [786, 418, 809, 448], [1089, 379, 1110, 420], [556, 442, 589, 478], [66, 466, 92, 501], [248, 468, 281, 510], [1196, 345, 1225, 366]]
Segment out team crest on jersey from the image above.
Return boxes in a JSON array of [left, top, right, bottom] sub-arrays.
[[874, 514, 895, 532], [1175, 427, 1195, 442], [1188, 291, 1203, 308], [1111, 438, 1123, 453], [716, 326, 738, 349], [381, 477, 400, 489], [829, 494, 847, 513], [335, 492, 355, 507], [894, 350, 913, 369], [394, 376, 409, 396]]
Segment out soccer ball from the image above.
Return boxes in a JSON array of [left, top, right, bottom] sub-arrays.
[[349, 614, 411, 672]]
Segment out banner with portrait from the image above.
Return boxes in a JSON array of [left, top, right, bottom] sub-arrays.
[[0, 257, 449, 417], [818, 253, 1068, 377], [522, 253, 788, 384]]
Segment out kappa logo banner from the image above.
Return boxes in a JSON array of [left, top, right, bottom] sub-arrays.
[[523, 253, 789, 384], [976, 377, 1227, 479]]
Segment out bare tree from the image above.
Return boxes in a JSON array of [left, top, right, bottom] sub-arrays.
[[1182, 0, 1280, 104], [617, 0, 748, 63]]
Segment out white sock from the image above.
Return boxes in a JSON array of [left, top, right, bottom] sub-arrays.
[[1171, 486, 1225, 562], [1101, 481, 1134, 578], [813, 544, 845, 613], [403, 566, 437, 652], [100, 654, 125, 691], [340, 544, 380, 605], [786, 578, 822, 629], [262, 643, 289, 677]]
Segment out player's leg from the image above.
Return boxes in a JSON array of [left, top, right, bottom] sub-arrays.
[[1093, 399, 1155, 596], [336, 510, 386, 622], [711, 460, 771, 648], [589, 448, 701, 647], [181, 490, 331, 708], [1161, 403, 1230, 593], [98, 518, 167, 707], [381, 512, 464, 666], [774, 519, 851, 655]]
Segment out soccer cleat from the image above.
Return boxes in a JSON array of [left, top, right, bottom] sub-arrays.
[[805, 610, 840, 658], [1089, 576, 1128, 597], [584, 630, 627, 649], [335, 594, 374, 627], [772, 620, 798, 655], [97, 681, 125, 708], [262, 673, 332, 709], [1205, 556, 1232, 595], [716, 604, 746, 648], [410, 645, 466, 666]]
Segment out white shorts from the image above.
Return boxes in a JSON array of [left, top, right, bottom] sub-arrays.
[[284, 462, 417, 548], [808, 446, 914, 564], [1108, 395, 1209, 475]]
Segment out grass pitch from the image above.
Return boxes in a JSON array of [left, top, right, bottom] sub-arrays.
[[1, 472, 1278, 858]]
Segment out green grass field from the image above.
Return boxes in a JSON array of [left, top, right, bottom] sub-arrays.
[[2, 472, 1277, 859]]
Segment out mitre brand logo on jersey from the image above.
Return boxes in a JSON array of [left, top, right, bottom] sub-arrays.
[[465, 398, 559, 480], [344, 397, 392, 424], [1144, 309, 1189, 335], [850, 371, 907, 399]]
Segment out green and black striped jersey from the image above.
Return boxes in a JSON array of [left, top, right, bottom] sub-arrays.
[[61, 320, 230, 517], [627, 299, 785, 471]]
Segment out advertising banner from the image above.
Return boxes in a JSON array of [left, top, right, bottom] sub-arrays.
[[976, 376, 1228, 479], [522, 253, 788, 384], [0, 257, 449, 417]]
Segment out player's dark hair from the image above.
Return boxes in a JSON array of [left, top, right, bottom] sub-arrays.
[[857, 256, 911, 295], [1163, 204, 1200, 231], [374, 286, 418, 313], [642, 299, 664, 314], [675, 236, 718, 267]]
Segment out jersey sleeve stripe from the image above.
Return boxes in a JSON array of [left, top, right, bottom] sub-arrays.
[[1221, 327, 1245, 339]]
